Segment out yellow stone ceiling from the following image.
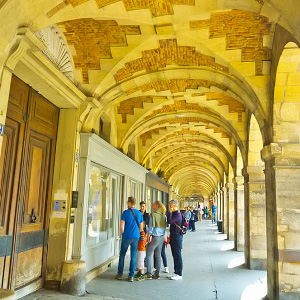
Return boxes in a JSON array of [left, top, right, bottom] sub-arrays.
[[7, 0, 295, 199]]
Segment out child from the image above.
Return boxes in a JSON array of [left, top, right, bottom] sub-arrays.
[[134, 230, 146, 281]]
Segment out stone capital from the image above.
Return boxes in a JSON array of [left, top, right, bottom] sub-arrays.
[[261, 143, 282, 162], [226, 182, 234, 190], [234, 176, 244, 186]]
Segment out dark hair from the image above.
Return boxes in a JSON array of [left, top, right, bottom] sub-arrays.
[[140, 201, 146, 206], [128, 196, 136, 205]]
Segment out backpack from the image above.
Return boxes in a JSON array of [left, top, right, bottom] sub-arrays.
[[175, 213, 188, 235]]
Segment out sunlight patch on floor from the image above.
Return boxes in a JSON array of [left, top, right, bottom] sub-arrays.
[[241, 277, 267, 300], [221, 243, 234, 251], [227, 256, 245, 268]]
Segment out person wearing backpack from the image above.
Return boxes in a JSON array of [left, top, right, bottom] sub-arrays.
[[167, 200, 184, 280], [116, 197, 143, 282]]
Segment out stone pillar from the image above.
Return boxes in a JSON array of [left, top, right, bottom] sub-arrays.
[[235, 176, 245, 252], [60, 260, 86, 296], [223, 186, 228, 236], [244, 166, 267, 270], [262, 143, 300, 300], [216, 191, 220, 221], [46, 109, 80, 288], [227, 183, 235, 242], [221, 189, 224, 220]]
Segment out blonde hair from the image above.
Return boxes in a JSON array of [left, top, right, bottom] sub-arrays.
[[161, 204, 166, 214]]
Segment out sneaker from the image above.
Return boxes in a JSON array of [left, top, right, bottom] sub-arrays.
[[145, 273, 153, 280], [136, 274, 145, 281], [167, 273, 175, 278], [115, 274, 123, 280], [134, 271, 141, 278], [128, 276, 133, 282], [164, 267, 169, 273], [152, 274, 160, 279], [170, 274, 182, 280]]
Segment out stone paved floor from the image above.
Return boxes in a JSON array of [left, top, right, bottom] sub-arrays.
[[21, 221, 267, 300]]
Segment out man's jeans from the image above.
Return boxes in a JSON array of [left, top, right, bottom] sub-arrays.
[[170, 234, 183, 276], [146, 236, 164, 275], [212, 212, 216, 224], [117, 237, 139, 277]]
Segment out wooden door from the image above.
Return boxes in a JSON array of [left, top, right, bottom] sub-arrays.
[[0, 75, 58, 290]]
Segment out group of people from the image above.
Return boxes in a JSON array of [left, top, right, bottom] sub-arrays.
[[183, 206, 200, 232], [202, 203, 217, 224], [116, 197, 184, 282]]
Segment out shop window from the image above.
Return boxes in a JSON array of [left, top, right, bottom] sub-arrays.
[[146, 187, 151, 213], [87, 163, 111, 246]]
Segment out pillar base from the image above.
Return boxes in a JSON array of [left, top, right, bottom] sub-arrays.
[[60, 260, 86, 296], [279, 291, 300, 300], [0, 290, 15, 300], [249, 258, 267, 270]]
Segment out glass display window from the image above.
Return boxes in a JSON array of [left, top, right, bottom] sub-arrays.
[[86, 163, 111, 247]]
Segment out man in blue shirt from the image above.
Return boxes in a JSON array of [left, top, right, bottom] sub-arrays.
[[116, 197, 143, 282], [212, 202, 217, 224]]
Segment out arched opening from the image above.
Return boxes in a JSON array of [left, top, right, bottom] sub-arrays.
[[245, 114, 267, 270]]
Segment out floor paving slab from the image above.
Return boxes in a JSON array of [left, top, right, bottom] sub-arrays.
[[21, 221, 267, 300]]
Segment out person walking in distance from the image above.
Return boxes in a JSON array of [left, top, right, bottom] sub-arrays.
[[212, 202, 217, 224], [167, 200, 183, 280], [205, 206, 209, 219], [145, 201, 166, 280], [189, 208, 196, 232], [116, 197, 143, 282]]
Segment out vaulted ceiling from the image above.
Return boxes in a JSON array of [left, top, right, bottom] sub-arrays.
[[48, 0, 271, 198], [2, 0, 300, 199]]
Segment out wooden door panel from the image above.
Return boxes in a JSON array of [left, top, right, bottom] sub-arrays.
[[7, 76, 29, 122], [28, 90, 59, 139], [0, 119, 20, 235], [0, 75, 59, 291], [15, 247, 43, 288], [21, 131, 51, 232]]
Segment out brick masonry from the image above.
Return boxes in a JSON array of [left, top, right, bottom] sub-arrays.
[[144, 100, 214, 121], [140, 127, 167, 146], [192, 92, 245, 122], [114, 39, 229, 82], [48, 0, 194, 18], [117, 96, 153, 123], [125, 79, 227, 95], [147, 117, 231, 140], [190, 10, 271, 75], [57, 18, 141, 83]]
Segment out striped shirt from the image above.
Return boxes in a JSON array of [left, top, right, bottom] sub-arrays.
[[137, 231, 146, 251]]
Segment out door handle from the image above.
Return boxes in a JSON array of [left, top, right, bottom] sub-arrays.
[[31, 208, 37, 223]]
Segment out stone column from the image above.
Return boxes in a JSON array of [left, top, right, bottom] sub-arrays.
[[262, 143, 300, 300], [223, 186, 228, 236], [244, 166, 267, 270], [235, 176, 245, 252], [227, 183, 235, 242], [221, 189, 224, 220], [216, 190, 220, 221], [46, 109, 80, 288]]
